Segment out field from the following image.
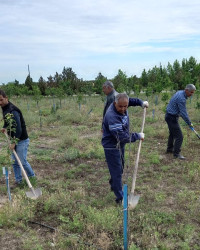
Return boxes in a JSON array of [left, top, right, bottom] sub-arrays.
[[0, 94, 200, 250]]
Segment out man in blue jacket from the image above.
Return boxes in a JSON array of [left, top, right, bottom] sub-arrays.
[[102, 93, 149, 204], [165, 84, 196, 160]]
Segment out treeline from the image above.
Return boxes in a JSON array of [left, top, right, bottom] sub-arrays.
[[1, 56, 200, 98]]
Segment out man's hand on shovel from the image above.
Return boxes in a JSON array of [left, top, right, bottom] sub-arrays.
[[1, 128, 7, 134], [9, 143, 16, 150], [138, 132, 145, 140]]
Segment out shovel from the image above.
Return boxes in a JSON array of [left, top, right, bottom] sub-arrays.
[[4, 133, 42, 199], [128, 107, 146, 209], [190, 126, 200, 139], [12, 150, 42, 199]]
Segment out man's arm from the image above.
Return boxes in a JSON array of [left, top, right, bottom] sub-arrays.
[[128, 98, 149, 108], [128, 97, 143, 107], [1, 111, 21, 150], [11, 111, 22, 139], [177, 101, 191, 125]]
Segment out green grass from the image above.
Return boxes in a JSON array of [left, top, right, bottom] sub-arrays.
[[0, 95, 199, 249]]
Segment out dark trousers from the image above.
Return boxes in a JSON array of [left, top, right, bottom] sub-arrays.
[[165, 113, 183, 156], [104, 145, 125, 202]]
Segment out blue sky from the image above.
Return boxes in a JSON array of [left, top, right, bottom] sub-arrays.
[[1, 0, 200, 83]]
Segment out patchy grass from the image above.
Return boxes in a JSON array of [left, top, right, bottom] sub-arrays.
[[0, 94, 199, 249]]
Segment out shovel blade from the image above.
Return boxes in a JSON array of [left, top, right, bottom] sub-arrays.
[[26, 188, 42, 199], [128, 194, 140, 209]]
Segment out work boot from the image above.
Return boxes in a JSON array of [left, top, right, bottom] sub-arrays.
[[174, 154, 185, 160], [115, 199, 123, 205]]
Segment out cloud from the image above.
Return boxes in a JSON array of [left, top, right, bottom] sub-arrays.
[[1, 0, 200, 82]]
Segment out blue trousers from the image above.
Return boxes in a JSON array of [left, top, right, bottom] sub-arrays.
[[11, 138, 35, 183], [165, 113, 183, 156], [104, 145, 125, 202]]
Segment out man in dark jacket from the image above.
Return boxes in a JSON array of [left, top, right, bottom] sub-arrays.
[[0, 90, 35, 186], [102, 80, 118, 119], [102, 93, 149, 204]]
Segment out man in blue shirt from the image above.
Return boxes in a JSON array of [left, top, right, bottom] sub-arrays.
[[0, 90, 36, 187], [102, 93, 149, 204], [165, 84, 196, 160]]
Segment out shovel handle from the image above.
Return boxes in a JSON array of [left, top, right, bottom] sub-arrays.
[[141, 107, 146, 133], [131, 107, 146, 194], [12, 150, 33, 189], [4, 133, 33, 189], [131, 140, 142, 193], [190, 126, 200, 139]]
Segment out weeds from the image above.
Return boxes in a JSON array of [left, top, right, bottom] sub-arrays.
[[0, 95, 199, 249]]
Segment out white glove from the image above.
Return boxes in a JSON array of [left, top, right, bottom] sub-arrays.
[[142, 101, 149, 108], [138, 132, 145, 140]]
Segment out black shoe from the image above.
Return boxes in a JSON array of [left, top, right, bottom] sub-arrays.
[[174, 154, 185, 160], [115, 199, 122, 205]]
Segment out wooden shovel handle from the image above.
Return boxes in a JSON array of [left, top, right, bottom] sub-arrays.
[[130, 107, 146, 193], [12, 150, 33, 189], [4, 133, 33, 189]]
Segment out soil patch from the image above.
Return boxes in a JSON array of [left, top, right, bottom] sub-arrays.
[[0, 196, 8, 208]]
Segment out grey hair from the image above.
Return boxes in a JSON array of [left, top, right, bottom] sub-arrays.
[[103, 80, 114, 88], [0, 89, 7, 97], [185, 84, 196, 91], [115, 93, 129, 103]]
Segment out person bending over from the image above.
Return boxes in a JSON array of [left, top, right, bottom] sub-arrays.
[[165, 84, 196, 160]]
